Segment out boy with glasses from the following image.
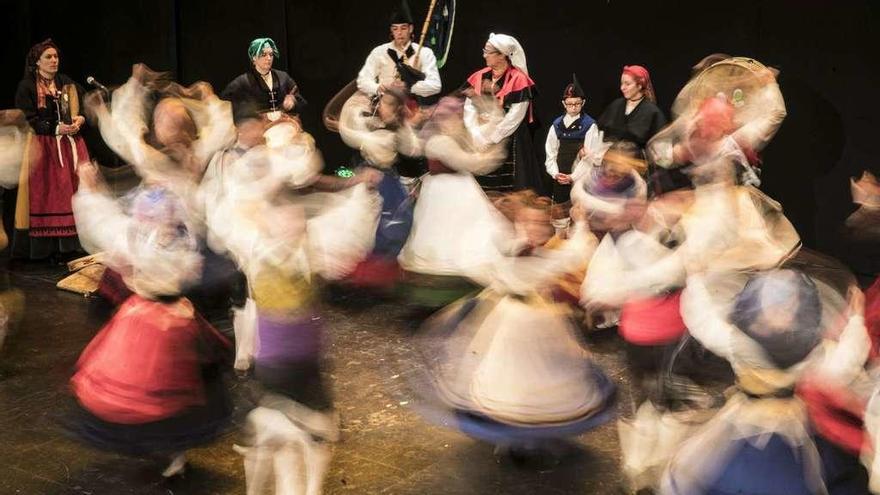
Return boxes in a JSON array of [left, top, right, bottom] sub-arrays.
[[544, 74, 600, 230]]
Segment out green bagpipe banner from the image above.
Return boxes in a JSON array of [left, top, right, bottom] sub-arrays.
[[424, 0, 455, 69]]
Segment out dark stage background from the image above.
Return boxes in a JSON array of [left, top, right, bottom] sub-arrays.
[[2, 0, 878, 271]]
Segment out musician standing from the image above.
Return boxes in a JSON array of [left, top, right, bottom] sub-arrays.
[[356, 0, 442, 103]]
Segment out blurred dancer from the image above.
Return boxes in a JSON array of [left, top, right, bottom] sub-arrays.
[[659, 270, 869, 494], [210, 118, 379, 495], [576, 141, 693, 406], [648, 56, 786, 193], [413, 191, 615, 460], [336, 86, 419, 289], [397, 96, 510, 306], [68, 163, 231, 477], [86, 64, 237, 309]]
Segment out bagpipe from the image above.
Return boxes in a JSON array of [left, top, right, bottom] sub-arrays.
[[323, 0, 455, 132]]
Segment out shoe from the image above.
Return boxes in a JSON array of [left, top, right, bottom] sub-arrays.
[[161, 453, 187, 478]]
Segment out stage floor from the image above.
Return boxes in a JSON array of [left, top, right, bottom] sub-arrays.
[[0, 260, 648, 495]]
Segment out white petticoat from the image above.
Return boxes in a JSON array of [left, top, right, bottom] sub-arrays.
[[424, 294, 607, 426], [398, 173, 512, 278]]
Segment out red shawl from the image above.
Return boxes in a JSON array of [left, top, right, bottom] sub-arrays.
[[466, 66, 536, 123]]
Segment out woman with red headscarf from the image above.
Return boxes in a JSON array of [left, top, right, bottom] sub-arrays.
[[13, 39, 90, 260], [596, 65, 667, 153]]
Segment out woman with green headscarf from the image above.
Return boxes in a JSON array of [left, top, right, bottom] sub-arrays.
[[221, 37, 306, 123]]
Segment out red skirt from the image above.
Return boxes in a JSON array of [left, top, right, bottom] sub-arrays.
[[619, 290, 687, 346], [71, 295, 230, 424], [29, 134, 88, 237]]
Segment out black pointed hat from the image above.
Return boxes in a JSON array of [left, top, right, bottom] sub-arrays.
[[562, 73, 585, 99], [389, 0, 414, 24]]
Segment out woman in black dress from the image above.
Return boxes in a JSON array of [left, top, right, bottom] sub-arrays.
[[597, 65, 669, 195], [597, 64, 667, 151]]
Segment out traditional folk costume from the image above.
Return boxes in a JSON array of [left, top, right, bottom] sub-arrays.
[[356, 1, 442, 104], [396, 96, 513, 306], [796, 181, 880, 493], [670, 57, 787, 155], [656, 270, 870, 495], [209, 120, 378, 495], [197, 107, 268, 370], [414, 214, 615, 452], [68, 183, 231, 474], [83, 67, 237, 314], [356, 1, 442, 178], [13, 40, 90, 259], [464, 33, 543, 194], [334, 89, 420, 289], [221, 38, 307, 123], [357, 39, 441, 102], [544, 74, 601, 228], [64, 67, 238, 475], [597, 65, 667, 153], [575, 151, 694, 405], [647, 57, 787, 194]]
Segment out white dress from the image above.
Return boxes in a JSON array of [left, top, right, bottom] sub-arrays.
[[397, 131, 512, 278], [419, 224, 608, 426]]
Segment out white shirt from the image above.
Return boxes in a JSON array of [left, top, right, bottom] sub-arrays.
[[544, 114, 601, 178], [356, 42, 442, 98], [463, 98, 529, 149]]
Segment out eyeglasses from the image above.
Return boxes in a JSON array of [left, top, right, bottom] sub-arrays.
[[482, 49, 501, 56], [563, 101, 584, 108]]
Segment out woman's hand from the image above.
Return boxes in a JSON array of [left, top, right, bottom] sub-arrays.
[[77, 162, 106, 192], [282, 94, 296, 111], [570, 205, 586, 224], [70, 115, 85, 134], [58, 123, 77, 135], [847, 284, 866, 318], [555, 173, 572, 185], [354, 167, 384, 189]]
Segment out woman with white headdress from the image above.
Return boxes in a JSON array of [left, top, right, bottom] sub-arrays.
[[463, 33, 544, 195]]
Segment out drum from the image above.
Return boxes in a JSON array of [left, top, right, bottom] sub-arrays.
[[322, 79, 358, 133]]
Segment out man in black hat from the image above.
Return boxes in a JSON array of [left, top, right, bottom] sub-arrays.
[[356, 0, 442, 102]]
